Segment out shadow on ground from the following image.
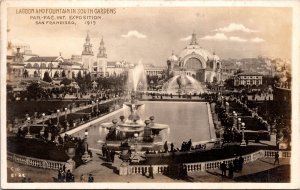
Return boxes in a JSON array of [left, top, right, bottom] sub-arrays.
[[234, 165, 290, 182], [101, 163, 118, 174]]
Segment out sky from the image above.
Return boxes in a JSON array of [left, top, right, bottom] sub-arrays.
[[8, 7, 292, 66]]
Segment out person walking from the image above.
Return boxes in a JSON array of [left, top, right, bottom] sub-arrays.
[[274, 151, 280, 165]]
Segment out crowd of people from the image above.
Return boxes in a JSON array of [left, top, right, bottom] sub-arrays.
[[101, 143, 117, 163], [220, 155, 245, 179], [56, 168, 95, 182]]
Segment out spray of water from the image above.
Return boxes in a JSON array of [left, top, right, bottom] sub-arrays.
[[128, 60, 147, 92], [162, 74, 204, 94]]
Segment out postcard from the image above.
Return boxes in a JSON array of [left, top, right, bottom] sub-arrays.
[[1, 0, 299, 189]]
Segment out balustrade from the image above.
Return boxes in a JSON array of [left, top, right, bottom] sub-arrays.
[[7, 152, 65, 170], [125, 150, 291, 175]]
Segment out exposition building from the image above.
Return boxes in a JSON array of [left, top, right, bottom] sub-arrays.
[[166, 32, 222, 83]]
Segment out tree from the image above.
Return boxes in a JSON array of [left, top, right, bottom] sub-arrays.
[[61, 70, 66, 78], [213, 76, 218, 83], [24, 69, 28, 78], [53, 71, 59, 78], [27, 82, 43, 100], [61, 78, 72, 86], [43, 71, 52, 83], [235, 68, 243, 75], [77, 71, 82, 80], [84, 73, 92, 89], [33, 71, 39, 77]]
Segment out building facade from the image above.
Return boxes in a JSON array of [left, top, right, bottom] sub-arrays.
[[81, 33, 128, 78], [234, 72, 263, 86], [166, 32, 222, 83]]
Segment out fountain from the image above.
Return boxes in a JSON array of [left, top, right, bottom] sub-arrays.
[[99, 61, 169, 155], [162, 72, 205, 94], [127, 60, 148, 92]]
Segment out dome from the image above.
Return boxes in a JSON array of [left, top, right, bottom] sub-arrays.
[[179, 45, 214, 62], [168, 54, 178, 62]]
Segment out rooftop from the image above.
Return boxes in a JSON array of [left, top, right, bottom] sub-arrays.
[[26, 56, 62, 62]]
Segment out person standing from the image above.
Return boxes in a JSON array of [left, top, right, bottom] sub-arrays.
[[187, 139, 192, 151], [110, 149, 115, 163], [233, 157, 239, 172], [88, 174, 94, 182], [149, 165, 154, 179], [80, 174, 85, 182], [170, 143, 174, 152], [274, 151, 280, 165], [238, 156, 245, 171], [228, 162, 234, 179], [220, 161, 227, 176], [164, 141, 168, 153], [66, 170, 72, 182]]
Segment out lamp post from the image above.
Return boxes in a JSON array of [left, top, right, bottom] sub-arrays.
[[57, 109, 60, 124], [64, 107, 68, 121], [241, 122, 246, 146], [40, 113, 45, 137], [233, 112, 238, 129], [134, 133, 139, 154], [81, 129, 91, 163], [25, 117, 32, 138], [34, 112, 38, 124], [91, 101, 94, 113], [237, 118, 241, 132], [84, 129, 89, 154], [96, 99, 99, 113], [225, 102, 229, 114]]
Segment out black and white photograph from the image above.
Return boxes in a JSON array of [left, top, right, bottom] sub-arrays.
[[1, 0, 299, 189]]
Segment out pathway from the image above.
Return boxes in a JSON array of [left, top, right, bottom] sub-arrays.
[[7, 151, 290, 183]]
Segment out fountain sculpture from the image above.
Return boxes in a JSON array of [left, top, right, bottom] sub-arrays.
[[99, 61, 169, 156], [162, 72, 205, 94]]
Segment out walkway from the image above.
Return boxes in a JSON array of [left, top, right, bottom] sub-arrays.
[[15, 97, 120, 129], [7, 151, 290, 183]]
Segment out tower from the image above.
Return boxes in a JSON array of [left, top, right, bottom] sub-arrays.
[[96, 36, 108, 77], [81, 32, 94, 72], [190, 32, 198, 45]]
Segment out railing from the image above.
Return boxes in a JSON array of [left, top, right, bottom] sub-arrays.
[[7, 152, 65, 170], [125, 150, 290, 175], [264, 150, 291, 158]]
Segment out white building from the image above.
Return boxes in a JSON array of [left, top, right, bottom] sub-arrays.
[[234, 72, 263, 86]]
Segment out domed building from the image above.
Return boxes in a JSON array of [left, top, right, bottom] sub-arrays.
[[167, 32, 222, 83]]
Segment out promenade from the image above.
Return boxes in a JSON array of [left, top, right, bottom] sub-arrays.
[[7, 150, 290, 183]]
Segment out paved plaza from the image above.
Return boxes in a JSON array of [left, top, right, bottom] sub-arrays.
[[7, 149, 290, 183]]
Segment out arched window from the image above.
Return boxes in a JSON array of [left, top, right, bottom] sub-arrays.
[[26, 63, 32, 68], [210, 61, 214, 69], [185, 58, 202, 69], [33, 63, 39, 69], [49, 62, 53, 69], [41, 63, 46, 68], [217, 62, 220, 70]]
